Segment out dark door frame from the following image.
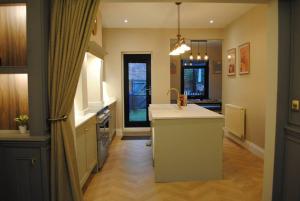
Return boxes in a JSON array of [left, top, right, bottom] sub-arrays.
[[273, 0, 300, 200], [123, 53, 151, 128], [180, 60, 209, 100]]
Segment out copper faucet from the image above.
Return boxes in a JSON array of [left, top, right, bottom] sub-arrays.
[[167, 88, 182, 109]]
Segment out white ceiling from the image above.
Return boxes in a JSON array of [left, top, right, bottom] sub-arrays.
[[100, 2, 257, 28]]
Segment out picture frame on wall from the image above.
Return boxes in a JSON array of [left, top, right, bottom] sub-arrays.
[[239, 42, 250, 75], [227, 48, 236, 76]]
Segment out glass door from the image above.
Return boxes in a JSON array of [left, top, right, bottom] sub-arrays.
[[123, 54, 151, 127]]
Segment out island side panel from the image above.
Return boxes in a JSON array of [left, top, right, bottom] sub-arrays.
[[153, 118, 224, 182]]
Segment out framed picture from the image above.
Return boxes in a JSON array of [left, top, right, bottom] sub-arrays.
[[239, 42, 250, 74], [227, 48, 236, 76]]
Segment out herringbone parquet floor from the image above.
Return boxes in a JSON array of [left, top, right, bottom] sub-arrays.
[[84, 136, 263, 201]]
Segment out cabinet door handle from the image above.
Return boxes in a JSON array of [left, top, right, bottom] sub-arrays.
[[31, 158, 36, 166], [84, 128, 89, 133], [16, 157, 37, 167]]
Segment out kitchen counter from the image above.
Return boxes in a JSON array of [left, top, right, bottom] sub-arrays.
[[75, 97, 117, 128], [149, 104, 223, 120], [149, 104, 224, 182]]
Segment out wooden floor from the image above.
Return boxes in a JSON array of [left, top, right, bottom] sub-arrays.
[[84, 136, 263, 201]]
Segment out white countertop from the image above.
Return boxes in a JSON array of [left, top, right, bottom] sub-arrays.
[[74, 97, 117, 128], [149, 104, 223, 120]]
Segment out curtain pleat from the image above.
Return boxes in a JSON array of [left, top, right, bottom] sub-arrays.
[[48, 0, 100, 200]]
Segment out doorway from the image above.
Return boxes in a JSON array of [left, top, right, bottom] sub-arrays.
[[123, 54, 151, 128]]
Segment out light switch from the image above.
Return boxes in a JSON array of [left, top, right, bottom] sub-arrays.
[[292, 100, 300, 111]]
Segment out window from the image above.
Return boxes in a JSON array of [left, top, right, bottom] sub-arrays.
[[181, 60, 209, 100]]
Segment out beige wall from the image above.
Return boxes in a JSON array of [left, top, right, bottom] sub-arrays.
[[222, 5, 268, 148], [103, 28, 223, 129], [170, 40, 222, 101], [90, 4, 103, 47]]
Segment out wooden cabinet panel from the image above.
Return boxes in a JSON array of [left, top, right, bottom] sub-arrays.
[[282, 134, 300, 201], [0, 138, 50, 201], [109, 103, 116, 142], [86, 119, 97, 171], [76, 126, 87, 184], [0, 5, 27, 66], [289, 0, 300, 126], [76, 117, 97, 187], [0, 74, 29, 130]]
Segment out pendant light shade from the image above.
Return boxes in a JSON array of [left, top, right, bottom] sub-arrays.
[[189, 40, 193, 60], [169, 2, 190, 56], [196, 41, 201, 60], [204, 40, 209, 60], [204, 54, 209, 60]]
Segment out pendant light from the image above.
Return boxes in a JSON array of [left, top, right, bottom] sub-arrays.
[[204, 40, 209, 60], [189, 40, 194, 60], [169, 2, 191, 56], [196, 41, 201, 60]]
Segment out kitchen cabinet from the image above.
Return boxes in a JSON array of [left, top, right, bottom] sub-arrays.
[[75, 116, 97, 187], [0, 135, 50, 201], [109, 102, 117, 143]]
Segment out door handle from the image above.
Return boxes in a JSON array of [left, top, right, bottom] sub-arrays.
[[292, 100, 299, 111], [31, 158, 36, 166]]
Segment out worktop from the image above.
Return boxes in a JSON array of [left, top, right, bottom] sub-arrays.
[[75, 97, 117, 128], [149, 104, 223, 120]]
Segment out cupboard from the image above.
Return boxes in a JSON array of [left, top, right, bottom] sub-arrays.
[[0, 1, 51, 201], [109, 102, 117, 143], [76, 116, 97, 187]]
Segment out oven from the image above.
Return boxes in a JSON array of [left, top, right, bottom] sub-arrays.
[[96, 107, 111, 170]]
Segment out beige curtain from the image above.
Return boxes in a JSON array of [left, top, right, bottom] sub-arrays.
[[48, 0, 99, 201]]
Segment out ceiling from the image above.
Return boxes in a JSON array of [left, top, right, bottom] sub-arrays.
[[100, 2, 257, 29]]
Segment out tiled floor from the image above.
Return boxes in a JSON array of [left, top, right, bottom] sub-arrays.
[[84, 136, 263, 201]]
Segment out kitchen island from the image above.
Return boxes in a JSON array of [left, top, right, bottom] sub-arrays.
[[149, 104, 224, 182]]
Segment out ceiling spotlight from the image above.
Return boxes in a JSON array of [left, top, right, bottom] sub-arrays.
[[209, 20, 214, 24], [124, 19, 128, 23]]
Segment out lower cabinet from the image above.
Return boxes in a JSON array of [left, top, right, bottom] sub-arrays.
[[109, 102, 117, 143], [0, 136, 50, 201], [76, 117, 97, 187]]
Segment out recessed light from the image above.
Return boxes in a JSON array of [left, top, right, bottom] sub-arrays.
[[124, 19, 128, 23], [209, 20, 214, 24]]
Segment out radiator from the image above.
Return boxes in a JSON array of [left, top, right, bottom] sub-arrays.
[[225, 104, 246, 139]]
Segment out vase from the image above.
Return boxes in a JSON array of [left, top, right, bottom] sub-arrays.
[[18, 125, 27, 134]]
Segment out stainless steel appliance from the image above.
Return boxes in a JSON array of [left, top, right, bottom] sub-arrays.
[[96, 107, 111, 170]]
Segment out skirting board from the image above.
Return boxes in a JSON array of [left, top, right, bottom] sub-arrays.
[[223, 128, 264, 159], [116, 129, 123, 137], [116, 128, 151, 137]]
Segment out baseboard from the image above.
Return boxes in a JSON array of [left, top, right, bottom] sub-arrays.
[[123, 127, 151, 132], [116, 129, 123, 137], [223, 128, 264, 159]]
